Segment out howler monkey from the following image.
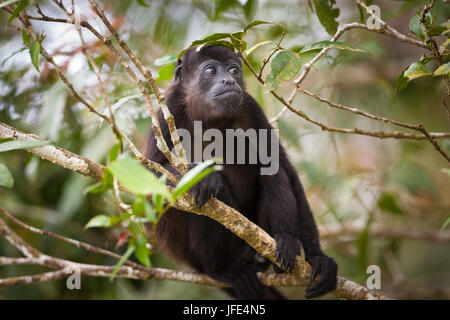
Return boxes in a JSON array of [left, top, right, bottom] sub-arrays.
[[144, 45, 337, 299]]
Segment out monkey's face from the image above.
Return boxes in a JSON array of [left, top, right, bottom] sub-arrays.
[[181, 47, 245, 122]]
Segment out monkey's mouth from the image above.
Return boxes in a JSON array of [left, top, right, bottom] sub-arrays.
[[214, 88, 241, 98]]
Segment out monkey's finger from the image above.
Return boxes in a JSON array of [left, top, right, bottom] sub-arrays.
[[195, 188, 210, 208], [287, 257, 295, 272], [275, 237, 284, 263], [310, 264, 320, 282], [305, 275, 334, 299], [305, 284, 328, 299], [279, 257, 285, 270], [284, 242, 294, 271], [275, 250, 280, 263], [305, 257, 337, 299], [281, 246, 288, 271]]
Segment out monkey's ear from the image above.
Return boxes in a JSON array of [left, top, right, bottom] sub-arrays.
[[174, 58, 182, 83]]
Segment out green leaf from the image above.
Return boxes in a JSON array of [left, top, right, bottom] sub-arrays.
[[21, 29, 30, 45], [132, 196, 148, 215], [243, 20, 277, 32], [434, 62, 450, 76], [132, 195, 156, 222], [85, 170, 114, 194], [0, 0, 20, 9], [230, 31, 246, 51], [179, 33, 237, 59], [153, 194, 163, 213], [110, 213, 132, 226], [30, 40, 41, 71], [84, 182, 106, 194], [299, 40, 366, 54], [442, 38, 450, 49], [377, 192, 403, 215], [409, 15, 426, 41], [1, 46, 27, 67], [442, 215, 450, 232], [313, 0, 340, 36], [404, 62, 432, 80], [356, 220, 370, 272], [110, 244, 135, 281], [154, 54, 178, 66], [84, 215, 112, 229], [156, 64, 175, 83], [134, 233, 151, 267], [244, 40, 273, 56], [107, 155, 172, 200], [394, 68, 408, 95], [0, 140, 52, 152], [265, 50, 302, 90], [136, 0, 148, 7], [128, 220, 140, 236], [8, 0, 33, 23], [111, 94, 141, 114], [109, 142, 121, 162], [173, 159, 219, 200], [0, 163, 14, 188], [191, 33, 232, 47], [427, 25, 446, 37], [201, 40, 235, 51]]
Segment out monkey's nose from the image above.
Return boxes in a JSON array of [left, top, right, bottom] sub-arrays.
[[220, 78, 236, 86]]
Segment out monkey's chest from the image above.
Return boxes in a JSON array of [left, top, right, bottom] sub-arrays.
[[222, 164, 259, 212]]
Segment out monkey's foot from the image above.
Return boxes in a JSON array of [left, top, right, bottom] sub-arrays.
[[274, 232, 301, 272]]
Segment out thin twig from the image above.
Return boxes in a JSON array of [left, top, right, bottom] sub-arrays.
[[87, 0, 188, 171], [418, 124, 450, 162], [258, 31, 285, 79], [239, 52, 450, 140]]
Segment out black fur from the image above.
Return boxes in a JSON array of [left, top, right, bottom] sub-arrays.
[[143, 45, 337, 299]]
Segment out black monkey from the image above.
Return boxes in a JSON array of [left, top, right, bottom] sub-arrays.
[[143, 45, 337, 299]]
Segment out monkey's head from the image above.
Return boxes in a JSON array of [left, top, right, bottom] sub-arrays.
[[174, 45, 245, 122]]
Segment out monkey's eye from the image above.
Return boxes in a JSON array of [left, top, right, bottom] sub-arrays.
[[205, 66, 217, 75], [229, 66, 240, 75]]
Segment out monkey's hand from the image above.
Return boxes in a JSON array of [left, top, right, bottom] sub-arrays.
[[191, 171, 224, 208], [274, 232, 301, 273], [304, 253, 338, 299]]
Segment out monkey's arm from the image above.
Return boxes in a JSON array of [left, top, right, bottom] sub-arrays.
[[248, 96, 337, 298], [281, 154, 338, 298], [257, 169, 302, 273]]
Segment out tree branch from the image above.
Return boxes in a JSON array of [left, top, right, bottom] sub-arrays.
[[0, 122, 387, 299]]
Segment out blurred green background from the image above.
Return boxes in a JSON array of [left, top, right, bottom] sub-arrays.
[[0, 0, 449, 299]]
